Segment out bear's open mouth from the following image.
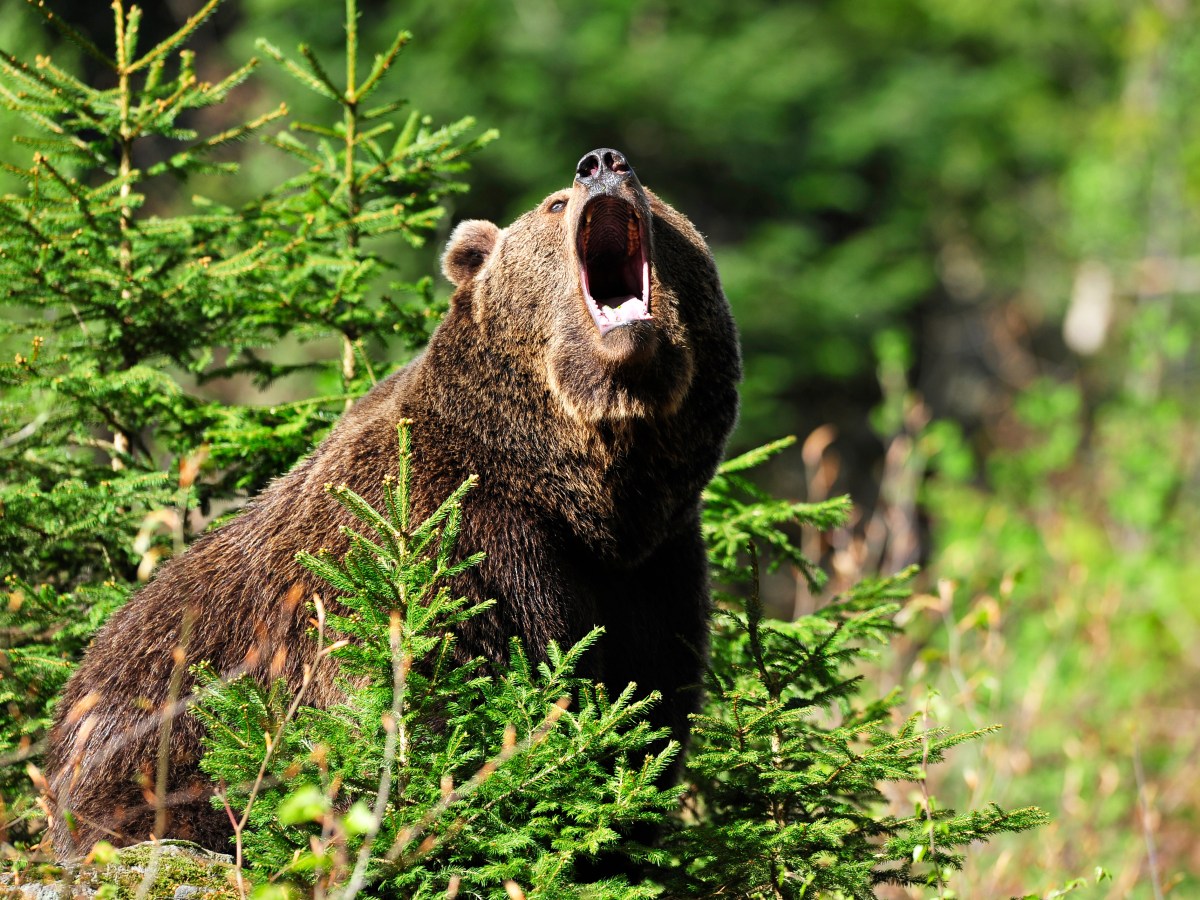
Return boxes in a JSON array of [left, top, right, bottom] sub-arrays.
[[576, 195, 651, 336]]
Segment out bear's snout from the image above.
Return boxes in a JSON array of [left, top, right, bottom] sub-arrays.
[[575, 147, 635, 197]]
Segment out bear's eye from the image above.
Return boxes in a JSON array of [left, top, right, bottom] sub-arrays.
[[548, 199, 567, 213]]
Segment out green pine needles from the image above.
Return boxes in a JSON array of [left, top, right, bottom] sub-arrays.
[[0, 2, 1045, 897], [0, 0, 490, 839], [194, 422, 680, 899], [665, 441, 1048, 898], [191, 434, 1045, 898]]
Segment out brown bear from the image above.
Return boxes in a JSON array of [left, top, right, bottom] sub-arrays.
[[45, 148, 741, 857]]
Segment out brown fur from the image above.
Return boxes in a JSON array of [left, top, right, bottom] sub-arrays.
[[45, 158, 740, 857]]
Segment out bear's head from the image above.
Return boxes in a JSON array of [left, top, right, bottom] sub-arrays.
[[440, 148, 732, 424]]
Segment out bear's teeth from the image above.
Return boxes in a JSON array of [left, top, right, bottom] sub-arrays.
[[599, 297, 650, 327]]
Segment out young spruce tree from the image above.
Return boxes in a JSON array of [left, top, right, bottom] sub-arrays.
[[663, 439, 1047, 897], [0, 0, 490, 836], [194, 422, 678, 899]]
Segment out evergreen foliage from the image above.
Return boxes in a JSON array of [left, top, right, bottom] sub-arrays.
[[188, 433, 1045, 898], [655, 442, 1047, 897], [0, 2, 1045, 896], [195, 422, 678, 899], [245, 0, 1125, 443], [0, 0, 489, 834]]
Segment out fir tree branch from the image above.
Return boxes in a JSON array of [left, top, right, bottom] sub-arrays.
[[126, 0, 223, 75], [21, 0, 113, 69], [383, 697, 570, 868], [256, 39, 341, 102], [356, 30, 411, 101], [297, 45, 342, 102]]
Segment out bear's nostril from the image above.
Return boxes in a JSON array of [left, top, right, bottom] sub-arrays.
[[603, 150, 629, 174], [577, 154, 600, 180]]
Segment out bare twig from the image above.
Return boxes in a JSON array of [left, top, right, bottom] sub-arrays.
[[129, 605, 195, 900], [225, 594, 328, 900], [152, 609, 196, 838], [0, 412, 50, 450], [1133, 741, 1165, 900], [919, 691, 946, 898]]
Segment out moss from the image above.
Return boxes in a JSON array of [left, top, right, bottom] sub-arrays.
[[1, 843, 238, 900], [96, 842, 236, 900]]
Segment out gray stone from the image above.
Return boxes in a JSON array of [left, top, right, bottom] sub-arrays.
[[13, 885, 91, 900], [0, 840, 232, 900]]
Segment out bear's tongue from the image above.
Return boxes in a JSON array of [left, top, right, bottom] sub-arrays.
[[579, 197, 650, 336]]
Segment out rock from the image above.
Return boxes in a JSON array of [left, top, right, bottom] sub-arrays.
[[0, 841, 234, 900]]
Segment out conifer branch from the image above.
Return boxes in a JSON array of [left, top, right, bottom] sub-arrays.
[[159, 103, 288, 169], [297, 45, 341, 102], [383, 697, 571, 867], [357, 30, 411, 101], [30, 52, 101, 103], [0, 52, 108, 165], [126, 0, 222, 75], [339, 0, 362, 397], [28, 153, 98, 230], [22, 0, 113, 68], [256, 39, 341, 101]]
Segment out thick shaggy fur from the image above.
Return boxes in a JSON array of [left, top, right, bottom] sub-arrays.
[[45, 161, 740, 857]]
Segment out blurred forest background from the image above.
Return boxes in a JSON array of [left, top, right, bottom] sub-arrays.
[[2, 0, 1198, 896]]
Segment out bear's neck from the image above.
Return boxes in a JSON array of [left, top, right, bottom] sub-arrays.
[[411, 333, 700, 558]]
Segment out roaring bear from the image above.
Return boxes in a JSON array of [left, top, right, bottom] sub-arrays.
[[45, 148, 741, 856]]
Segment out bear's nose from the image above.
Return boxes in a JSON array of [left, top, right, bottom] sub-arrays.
[[576, 148, 634, 196]]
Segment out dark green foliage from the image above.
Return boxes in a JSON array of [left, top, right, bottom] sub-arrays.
[[676, 578, 1045, 897], [701, 436, 853, 590], [231, 0, 1127, 442], [195, 423, 678, 899], [0, 0, 489, 835], [655, 444, 1047, 898], [191, 433, 1044, 898]]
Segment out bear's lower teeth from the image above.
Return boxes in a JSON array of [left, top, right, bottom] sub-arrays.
[[595, 297, 649, 330]]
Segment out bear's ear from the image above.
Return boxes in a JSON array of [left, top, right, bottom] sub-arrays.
[[442, 219, 500, 287]]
